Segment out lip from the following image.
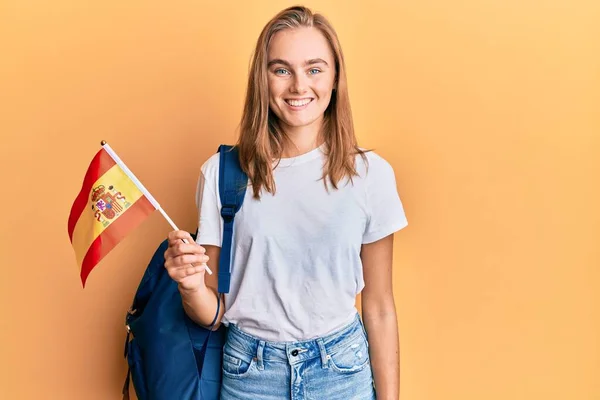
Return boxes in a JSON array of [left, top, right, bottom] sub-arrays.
[[284, 98, 313, 110]]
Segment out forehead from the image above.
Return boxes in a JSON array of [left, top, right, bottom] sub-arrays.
[[268, 27, 334, 64]]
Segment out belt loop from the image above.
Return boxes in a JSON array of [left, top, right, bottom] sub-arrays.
[[316, 338, 329, 369], [256, 340, 265, 370]]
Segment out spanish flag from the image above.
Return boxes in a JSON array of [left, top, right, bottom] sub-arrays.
[[68, 143, 157, 287]]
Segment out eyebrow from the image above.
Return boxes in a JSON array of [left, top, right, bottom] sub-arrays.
[[267, 58, 329, 68]]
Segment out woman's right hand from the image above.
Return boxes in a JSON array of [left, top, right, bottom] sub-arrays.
[[164, 230, 210, 292]]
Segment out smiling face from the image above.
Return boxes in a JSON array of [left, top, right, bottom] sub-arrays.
[[267, 27, 336, 136]]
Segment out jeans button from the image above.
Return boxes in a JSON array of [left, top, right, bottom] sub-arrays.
[[291, 349, 299, 357]]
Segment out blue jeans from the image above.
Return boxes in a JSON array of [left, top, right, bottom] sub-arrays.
[[220, 313, 376, 400]]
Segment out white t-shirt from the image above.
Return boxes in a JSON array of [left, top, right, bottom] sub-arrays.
[[195, 144, 408, 341]]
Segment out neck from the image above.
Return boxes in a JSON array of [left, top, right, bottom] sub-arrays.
[[280, 116, 325, 158]]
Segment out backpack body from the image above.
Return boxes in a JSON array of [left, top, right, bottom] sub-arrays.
[[123, 145, 247, 400]]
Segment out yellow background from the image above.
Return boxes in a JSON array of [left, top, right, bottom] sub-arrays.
[[1, 0, 598, 399]]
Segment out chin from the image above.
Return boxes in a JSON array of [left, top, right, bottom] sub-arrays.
[[281, 114, 319, 127]]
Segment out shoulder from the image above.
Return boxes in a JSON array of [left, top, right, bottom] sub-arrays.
[[195, 152, 221, 207], [355, 149, 395, 178], [199, 151, 221, 183]]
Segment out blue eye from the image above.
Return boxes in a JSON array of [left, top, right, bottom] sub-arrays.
[[274, 68, 290, 75], [308, 68, 321, 75]]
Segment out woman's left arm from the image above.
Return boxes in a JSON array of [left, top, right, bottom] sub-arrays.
[[361, 233, 399, 400]]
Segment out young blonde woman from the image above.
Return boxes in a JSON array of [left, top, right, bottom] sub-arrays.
[[164, 6, 408, 399]]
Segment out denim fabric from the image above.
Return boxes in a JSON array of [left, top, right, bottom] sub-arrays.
[[220, 313, 376, 400]]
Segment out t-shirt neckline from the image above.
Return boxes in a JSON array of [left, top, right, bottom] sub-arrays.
[[275, 144, 326, 167]]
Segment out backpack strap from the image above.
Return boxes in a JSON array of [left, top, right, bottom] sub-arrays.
[[217, 145, 248, 294]]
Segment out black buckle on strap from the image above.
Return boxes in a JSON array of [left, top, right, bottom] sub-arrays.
[[220, 205, 236, 222]]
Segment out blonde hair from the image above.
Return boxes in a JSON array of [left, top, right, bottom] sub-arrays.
[[237, 5, 367, 199]]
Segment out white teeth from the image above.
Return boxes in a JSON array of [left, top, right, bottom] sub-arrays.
[[286, 99, 311, 107]]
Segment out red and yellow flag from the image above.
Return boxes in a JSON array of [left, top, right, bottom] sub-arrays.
[[68, 145, 157, 287]]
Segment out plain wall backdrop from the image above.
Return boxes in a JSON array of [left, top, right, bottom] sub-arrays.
[[0, 0, 598, 399]]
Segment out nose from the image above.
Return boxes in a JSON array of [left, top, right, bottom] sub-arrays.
[[290, 73, 308, 94]]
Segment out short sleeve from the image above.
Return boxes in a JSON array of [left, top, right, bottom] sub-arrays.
[[362, 154, 408, 244], [195, 156, 223, 247]]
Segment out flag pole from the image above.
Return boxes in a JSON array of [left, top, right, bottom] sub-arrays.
[[100, 140, 213, 275]]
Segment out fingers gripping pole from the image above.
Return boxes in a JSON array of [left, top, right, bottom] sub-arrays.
[[158, 207, 213, 275]]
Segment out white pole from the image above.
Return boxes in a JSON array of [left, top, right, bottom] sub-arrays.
[[100, 141, 212, 275]]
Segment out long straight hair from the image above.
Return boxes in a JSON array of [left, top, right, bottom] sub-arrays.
[[237, 5, 367, 199]]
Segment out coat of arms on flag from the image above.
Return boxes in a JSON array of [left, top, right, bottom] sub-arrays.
[[92, 184, 130, 223]]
